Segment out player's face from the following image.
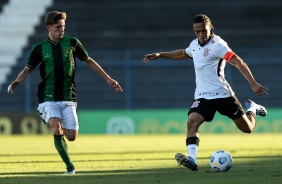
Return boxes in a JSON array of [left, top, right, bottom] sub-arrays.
[[193, 22, 212, 45], [47, 19, 65, 42]]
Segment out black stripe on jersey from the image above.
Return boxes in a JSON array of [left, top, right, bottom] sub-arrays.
[[218, 58, 233, 96], [217, 59, 223, 77], [52, 44, 64, 101], [34, 44, 47, 103]]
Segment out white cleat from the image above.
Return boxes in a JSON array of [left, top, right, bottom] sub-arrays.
[[245, 99, 267, 117]]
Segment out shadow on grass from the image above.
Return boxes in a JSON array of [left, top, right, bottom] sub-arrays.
[[1, 148, 282, 157], [0, 155, 281, 164], [1, 158, 282, 184]]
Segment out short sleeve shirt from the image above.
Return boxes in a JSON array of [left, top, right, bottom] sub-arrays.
[[26, 36, 89, 103], [185, 34, 235, 100]]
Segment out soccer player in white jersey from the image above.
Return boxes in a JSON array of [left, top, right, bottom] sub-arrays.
[[143, 14, 268, 171]]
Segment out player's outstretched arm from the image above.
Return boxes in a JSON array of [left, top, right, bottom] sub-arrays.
[[143, 53, 161, 63], [7, 66, 32, 94], [106, 78, 123, 93], [229, 55, 268, 96], [143, 49, 189, 63], [84, 57, 123, 93]]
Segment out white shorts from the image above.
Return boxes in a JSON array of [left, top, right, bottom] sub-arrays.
[[37, 101, 79, 130]]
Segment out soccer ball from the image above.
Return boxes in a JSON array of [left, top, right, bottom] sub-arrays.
[[210, 150, 233, 172]]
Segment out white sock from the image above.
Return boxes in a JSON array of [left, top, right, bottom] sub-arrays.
[[187, 144, 197, 161]]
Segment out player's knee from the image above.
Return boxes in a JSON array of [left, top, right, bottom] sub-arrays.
[[187, 113, 204, 131], [52, 127, 64, 135], [242, 127, 253, 134], [67, 137, 76, 142], [187, 119, 199, 130], [243, 130, 252, 134], [49, 119, 64, 134], [66, 135, 76, 141]]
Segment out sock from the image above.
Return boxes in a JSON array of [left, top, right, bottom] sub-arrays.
[[247, 104, 257, 115], [54, 135, 74, 168], [186, 137, 200, 161], [187, 144, 198, 161]]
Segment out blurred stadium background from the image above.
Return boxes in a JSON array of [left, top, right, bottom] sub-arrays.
[[0, 0, 281, 134]]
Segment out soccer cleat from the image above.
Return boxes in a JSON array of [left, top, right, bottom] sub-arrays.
[[175, 153, 199, 171], [245, 99, 267, 117], [64, 166, 75, 174]]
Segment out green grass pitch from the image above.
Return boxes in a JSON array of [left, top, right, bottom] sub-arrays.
[[0, 133, 282, 184]]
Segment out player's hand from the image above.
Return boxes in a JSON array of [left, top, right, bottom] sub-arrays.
[[143, 53, 160, 63], [7, 81, 20, 94], [107, 78, 123, 92], [251, 82, 268, 96]]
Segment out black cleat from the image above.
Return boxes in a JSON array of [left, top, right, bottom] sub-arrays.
[[175, 153, 199, 171], [64, 166, 75, 174]]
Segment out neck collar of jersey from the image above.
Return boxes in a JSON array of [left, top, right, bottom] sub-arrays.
[[198, 34, 214, 47], [46, 36, 63, 45]]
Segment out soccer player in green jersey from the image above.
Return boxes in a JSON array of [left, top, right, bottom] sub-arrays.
[[7, 11, 123, 174]]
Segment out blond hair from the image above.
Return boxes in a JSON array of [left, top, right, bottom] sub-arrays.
[[45, 11, 67, 26]]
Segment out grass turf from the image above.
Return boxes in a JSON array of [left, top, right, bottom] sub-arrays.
[[0, 133, 282, 184]]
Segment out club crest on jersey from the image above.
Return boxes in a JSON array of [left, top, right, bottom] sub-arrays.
[[64, 47, 72, 57], [203, 48, 211, 57]]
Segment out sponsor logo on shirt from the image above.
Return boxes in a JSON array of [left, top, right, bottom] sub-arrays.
[[44, 53, 51, 58], [198, 92, 219, 97]]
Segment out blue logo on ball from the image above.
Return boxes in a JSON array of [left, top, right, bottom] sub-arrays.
[[218, 157, 227, 164]]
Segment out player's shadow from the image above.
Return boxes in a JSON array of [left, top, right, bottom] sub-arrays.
[[1, 158, 282, 184]]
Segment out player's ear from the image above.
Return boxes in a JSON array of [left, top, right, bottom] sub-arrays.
[[210, 25, 214, 33], [210, 25, 214, 34]]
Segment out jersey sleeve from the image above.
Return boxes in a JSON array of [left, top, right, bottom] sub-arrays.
[[72, 37, 89, 61], [216, 38, 234, 62], [184, 42, 193, 58], [26, 44, 42, 69]]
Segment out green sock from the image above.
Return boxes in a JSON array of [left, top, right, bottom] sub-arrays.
[[54, 135, 74, 168]]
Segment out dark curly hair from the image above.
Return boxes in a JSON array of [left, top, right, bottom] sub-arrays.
[[193, 14, 214, 33]]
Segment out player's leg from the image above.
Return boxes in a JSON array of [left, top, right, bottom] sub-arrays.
[[48, 117, 75, 173], [59, 101, 79, 174], [186, 112, 204, 161], [63, 129, 78, 141], [233, 115, 255, 133], [61, 102, 79, 141], [233, 99, 267, 133], [175, 112, 204, 171], [216, 96, 254, 133], [37, 102, 75, 174], [175, 99, 215, 171]]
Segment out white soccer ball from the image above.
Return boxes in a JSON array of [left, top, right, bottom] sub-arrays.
[[210, 150, 233, 172]]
